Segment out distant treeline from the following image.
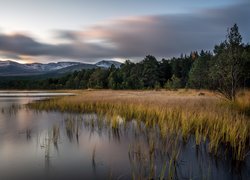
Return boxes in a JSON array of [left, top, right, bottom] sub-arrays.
[[0, 24, 250, 100]]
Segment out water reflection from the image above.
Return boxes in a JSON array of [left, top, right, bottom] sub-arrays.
[[0, 96, 249, 179], [26, 128, 32, 140], [52, 125, 60, 151]]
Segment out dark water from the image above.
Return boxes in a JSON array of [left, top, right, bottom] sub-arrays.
[[0, 93, 249, 180]]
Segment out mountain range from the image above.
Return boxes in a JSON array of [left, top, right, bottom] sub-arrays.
[[0, 60, 122, 76]]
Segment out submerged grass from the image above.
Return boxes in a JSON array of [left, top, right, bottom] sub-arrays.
[[28, 89, 250, 161]]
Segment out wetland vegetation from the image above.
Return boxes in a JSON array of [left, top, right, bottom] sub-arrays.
[[0, 23, 250, 180], [1, 90, 249, 179], [28, 90, 250, 169]]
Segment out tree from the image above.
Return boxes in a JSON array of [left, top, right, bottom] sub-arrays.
[[210, 24, 244, 101], [164, 75, 181, 90], [140, 55, 160, 88], [108, 65, 123, 89], [88, 68, 109, 88], [242, 44, 250, 88], [158, 59, 172, 86], [170, 54, 194, 88], [188, 50, 212, 89]]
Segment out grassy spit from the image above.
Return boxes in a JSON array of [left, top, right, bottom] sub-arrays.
[[28, 89, 250, 161]]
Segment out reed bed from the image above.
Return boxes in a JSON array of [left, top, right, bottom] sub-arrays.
[[28, 89, 250, 161], [231, 90, 250, 115]]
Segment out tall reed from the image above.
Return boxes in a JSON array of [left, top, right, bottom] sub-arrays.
[[28, 90, 250, 160]]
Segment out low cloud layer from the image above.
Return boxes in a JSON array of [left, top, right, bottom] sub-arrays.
[[0, 2, 249, 62]]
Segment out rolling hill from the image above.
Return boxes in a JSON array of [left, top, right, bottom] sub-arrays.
[[0, 60, 122, 77]]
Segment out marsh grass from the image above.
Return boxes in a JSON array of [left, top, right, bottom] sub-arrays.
[[229, 90, 250, 115], [28, 90, 250, 161], [1, 104, 22, 116], [128, 128, 182, 179]]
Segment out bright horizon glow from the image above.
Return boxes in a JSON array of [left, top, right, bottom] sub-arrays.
[[0, 56, 126, 65]]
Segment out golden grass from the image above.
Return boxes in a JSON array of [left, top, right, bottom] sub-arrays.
[[28, 89, 250, 161], [233, 90, 250, 115]]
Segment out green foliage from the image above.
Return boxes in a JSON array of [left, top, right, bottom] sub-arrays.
[[188, 50, 212, 89], [210, 24, 245, 100], [154, 82, 161, 90], [164, 75, 181, 90], [158, 59, 172, 86], [242, 45, 250, 87], [170, 53, 195, 87], [88, 68, 109, 89], [140, 55, 159, 88], [0, 24, 249, 92]]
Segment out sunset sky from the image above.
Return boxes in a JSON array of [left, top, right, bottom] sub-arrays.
[[0, 0, 249, 63]]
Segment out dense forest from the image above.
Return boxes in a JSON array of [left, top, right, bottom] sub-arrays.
[[1, 24, 250, 100]]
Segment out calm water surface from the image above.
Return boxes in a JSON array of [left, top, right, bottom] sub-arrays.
[[0, 92, 249, 180]]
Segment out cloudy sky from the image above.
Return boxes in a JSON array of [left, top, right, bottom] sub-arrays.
[[0, 0, 249, 63]]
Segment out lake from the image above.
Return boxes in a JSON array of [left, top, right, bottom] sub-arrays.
[[0, 92, 249, 180]]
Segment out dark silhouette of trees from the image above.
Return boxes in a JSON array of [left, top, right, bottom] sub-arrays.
[[159, 59, 172, 87], [188, 50, 212, 89], [140, 55, 160, 88], [0, 24, 249, 101]]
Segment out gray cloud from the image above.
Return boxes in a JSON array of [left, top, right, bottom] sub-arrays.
[[0, 51, 21, 60], [0, 2, 249, 62], [54, 30, 81, 41], [0, 33, 113, 60]]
